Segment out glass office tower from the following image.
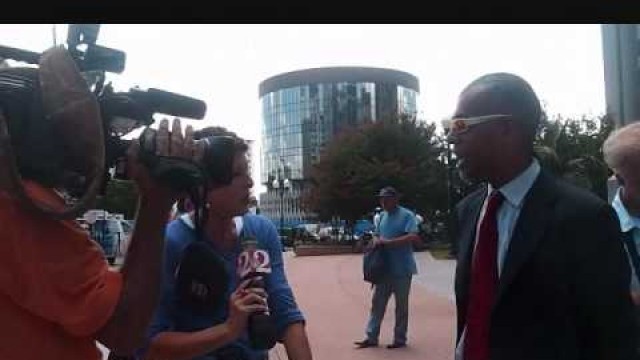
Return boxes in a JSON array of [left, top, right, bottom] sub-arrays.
[[259, 67, 420, 226]]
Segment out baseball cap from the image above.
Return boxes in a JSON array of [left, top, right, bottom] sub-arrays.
[[377, 186, 399, 197]]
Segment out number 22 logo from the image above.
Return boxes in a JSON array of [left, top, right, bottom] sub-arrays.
[[237, 249, 272, 278]]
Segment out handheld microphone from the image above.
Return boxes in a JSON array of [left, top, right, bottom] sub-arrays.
[[237, 235, 278, 350]]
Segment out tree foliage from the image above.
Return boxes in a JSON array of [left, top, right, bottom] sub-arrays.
[[535, 113, 614, 199], [95, 179, 139, 219], [304, 115, 447, 225]]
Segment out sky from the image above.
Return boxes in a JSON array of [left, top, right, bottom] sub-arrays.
[[0, 24, 606, 194]]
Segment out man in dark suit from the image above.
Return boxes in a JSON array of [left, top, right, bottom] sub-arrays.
[[447, 72, 637, 360]]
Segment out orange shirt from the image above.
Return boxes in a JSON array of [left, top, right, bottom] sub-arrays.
[[0, 182, 123, 360]]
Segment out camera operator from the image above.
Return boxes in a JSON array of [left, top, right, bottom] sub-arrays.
[[0, 62, 199, 359], [141, 127, 312, 360]]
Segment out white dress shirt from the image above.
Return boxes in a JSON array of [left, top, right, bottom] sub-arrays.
[[455, 159, 541, 360]]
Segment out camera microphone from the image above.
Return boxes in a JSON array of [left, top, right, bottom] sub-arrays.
[[128, 88, 207, 120]]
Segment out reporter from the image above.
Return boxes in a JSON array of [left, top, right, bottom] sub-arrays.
[[141, 127, 312, 360]]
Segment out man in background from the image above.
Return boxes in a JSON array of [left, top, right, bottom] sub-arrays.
[[355, 186, 420, 350]]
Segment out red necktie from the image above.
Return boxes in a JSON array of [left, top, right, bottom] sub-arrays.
[[464, 190, 504, 360]]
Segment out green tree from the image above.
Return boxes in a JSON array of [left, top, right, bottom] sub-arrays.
[[535, 114, 614, 199], [95, 179, 139, 219], [304, 115, 447, 228]]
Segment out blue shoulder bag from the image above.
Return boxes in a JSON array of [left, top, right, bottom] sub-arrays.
[[363, 213, 387, 284]]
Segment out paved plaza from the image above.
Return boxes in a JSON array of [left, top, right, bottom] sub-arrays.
[[268, 251, 456, 360], [100, 251, 457, 360]]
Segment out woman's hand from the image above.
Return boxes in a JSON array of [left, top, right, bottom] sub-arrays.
[[225, 278, 269, 339]]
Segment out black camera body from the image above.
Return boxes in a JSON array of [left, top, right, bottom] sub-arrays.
[[0, 24, 237, 217]]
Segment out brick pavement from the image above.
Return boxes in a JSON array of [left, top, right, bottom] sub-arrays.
[[271, 251, 457, 360], [100, 251, 457, 360]]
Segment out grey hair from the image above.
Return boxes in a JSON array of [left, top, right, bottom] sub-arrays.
[[603, 122, 640, 171]]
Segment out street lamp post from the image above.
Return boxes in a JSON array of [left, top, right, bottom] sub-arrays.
[[445, 142, 454, 218], [443, 141, 457, 257], [272, 173, 291, 233]]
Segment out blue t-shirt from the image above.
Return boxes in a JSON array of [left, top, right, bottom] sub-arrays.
[[141, 213, 305, 360], [378, 206, 418, 277]]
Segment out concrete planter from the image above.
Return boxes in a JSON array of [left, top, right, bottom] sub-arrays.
[[293, 243, 363, 256]]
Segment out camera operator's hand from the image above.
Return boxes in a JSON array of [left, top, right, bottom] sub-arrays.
[[99, 117, 200, 353], [225, 278, 269, 339], [126, 118, 198, 206]]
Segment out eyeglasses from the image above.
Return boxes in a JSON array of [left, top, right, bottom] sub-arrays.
[[442, 114, 512, 138]]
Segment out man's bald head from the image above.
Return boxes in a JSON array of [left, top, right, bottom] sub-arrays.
[[459, 72, 542, 142], [451, 73, 543, 185]]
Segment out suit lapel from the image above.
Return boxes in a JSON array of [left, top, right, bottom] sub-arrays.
[[495, 171, 557, 305]]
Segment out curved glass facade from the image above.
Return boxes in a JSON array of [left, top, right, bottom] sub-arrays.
[[259, 68, 419, 226]]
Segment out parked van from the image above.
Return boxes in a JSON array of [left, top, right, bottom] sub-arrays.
[[82, 210, 126, 265]]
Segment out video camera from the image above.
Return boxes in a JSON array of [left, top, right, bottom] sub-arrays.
[[0, 24, 236, 219]]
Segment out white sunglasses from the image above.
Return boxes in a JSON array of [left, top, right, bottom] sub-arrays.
[[442, 114, 512, 136]]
